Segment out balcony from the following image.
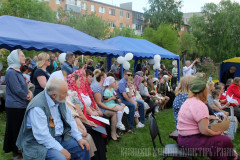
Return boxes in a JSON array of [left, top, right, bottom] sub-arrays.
[[65, 4, 81, 13]]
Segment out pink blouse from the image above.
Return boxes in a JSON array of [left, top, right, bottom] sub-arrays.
[[177, 97, 209, 136]]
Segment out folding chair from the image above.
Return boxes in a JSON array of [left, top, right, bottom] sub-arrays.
[[148, 114, 195, 160]]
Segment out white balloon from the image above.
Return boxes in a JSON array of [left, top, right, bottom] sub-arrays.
[[172, 60, 177, 66], [117, 56, 125, 64], [148, 59, 155, 65], [123, 61, 130, 70], [154, 55, 161, 61], [153, 64, 157, 70], [155, 62, 160, 69], [125, 53, 133, 61], [58, 53, 66, 64]]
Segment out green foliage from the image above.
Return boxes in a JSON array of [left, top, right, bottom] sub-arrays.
[[144, 0, 183, 30], [60, 11, 110, 40], [189, 0, 240, 62], [180, 32, 198, 59], [0, 0, 56, 23], [109, 27, 136, 38], [143, 24, 181, 54]]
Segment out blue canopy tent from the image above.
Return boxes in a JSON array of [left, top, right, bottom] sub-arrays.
[[0, 15, 123, 58], [103, 36, 181, 80]]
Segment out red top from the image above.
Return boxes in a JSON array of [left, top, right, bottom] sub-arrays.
[[226, 84, 240, 106]]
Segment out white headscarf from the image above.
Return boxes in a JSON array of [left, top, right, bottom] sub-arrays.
[[49, 70, 65, 81], [103, 76, 115, 87], [7, 49, 21, 69]]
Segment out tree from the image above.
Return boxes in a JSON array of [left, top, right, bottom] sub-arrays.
[[0, 0, 56, 23], [62, 12, 110, 40], [109, 27, 136, 38], [143, 24, 181, 54], [189, 0, 240, 62], [180, 32, 198, 59], [144, 0, 183, 30]]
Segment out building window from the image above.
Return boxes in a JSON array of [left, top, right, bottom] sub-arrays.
[[56, 0, 60, 4], [109, 8, 115, 16], [120, 23, 123, 28], [91, 5, 95, 12], [76, 0, 81, 6], [136, 24, 142, 30], [82, 2, 87, 10], [120, 11, 123, 17], [181, 26, 185, 31], [99, 7, 106, 13], [109, 22, 116, 28], [126, 24, 130, 28], [126, 12, 130, 19]]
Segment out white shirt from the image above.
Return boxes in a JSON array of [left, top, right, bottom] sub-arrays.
[[183, 64, 196, 76], [81, 93, 92, 108]]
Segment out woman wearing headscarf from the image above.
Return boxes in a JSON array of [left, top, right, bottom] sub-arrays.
[[177, 77, 238, 160], [4, 49, 33, 159], [67, 69, 107, 160], [32, 52, 50, 96]]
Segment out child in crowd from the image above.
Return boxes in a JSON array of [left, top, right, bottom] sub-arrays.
[[207, 81, 229, 117], [157, 77, 170, 110], [212, 89, 229, 120], [147, 76, 163, 112], [103, 76, 125, 130], [20, 65, 30, 84], [126, 77, 144, 128]]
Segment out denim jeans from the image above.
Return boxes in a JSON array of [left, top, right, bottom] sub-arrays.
[[122, 100, 145, 129], [46, 136, 90, 160]]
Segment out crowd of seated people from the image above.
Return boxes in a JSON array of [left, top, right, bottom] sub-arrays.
[[173, 71, 239, 160], [3, 50, 239, 160]]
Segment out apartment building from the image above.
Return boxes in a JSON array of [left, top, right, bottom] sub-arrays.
[[179, 12, 203, 35], [44, 0, 144, 35]]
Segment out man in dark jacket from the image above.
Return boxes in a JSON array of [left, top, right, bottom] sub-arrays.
[[221, 66, 236, 84]]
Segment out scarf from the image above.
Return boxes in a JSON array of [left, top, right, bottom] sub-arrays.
[[7, 49, 21, 69], [134, 75, 142, 91]]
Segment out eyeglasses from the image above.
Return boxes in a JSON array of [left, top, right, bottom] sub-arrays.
[[127, 74, 132, 76]]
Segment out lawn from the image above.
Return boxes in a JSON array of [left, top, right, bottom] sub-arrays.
[[1, 109, 240, 160]]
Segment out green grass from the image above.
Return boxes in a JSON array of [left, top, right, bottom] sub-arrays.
[[1, 109, 240, 160]]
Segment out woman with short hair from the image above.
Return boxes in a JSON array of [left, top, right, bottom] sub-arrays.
[[32, 52, 50, 96]]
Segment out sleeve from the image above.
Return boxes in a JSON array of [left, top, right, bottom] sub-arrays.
[[65, 105, 82, 141], [231, 86, 240, 98], [103, 89, 111, 98], [61, 63, 71, 75], [73, 66, 79, 72], [34, 69, 46, 77], [183, 64, 193, 72], [191, 103, 209, 122], [207, 95, 215, 105], [118, 81, 126, 93], [139, 84, 146, 96], [7, 73, 28, 100], [28, 107, 63, 151]]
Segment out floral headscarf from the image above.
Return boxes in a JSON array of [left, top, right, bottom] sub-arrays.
[[134, 75, 142, 91], [67, 69, 87, 115], [67, 69, 97, 115]]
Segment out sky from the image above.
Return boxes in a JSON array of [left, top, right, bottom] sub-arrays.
[[94, 0, 240, 13]]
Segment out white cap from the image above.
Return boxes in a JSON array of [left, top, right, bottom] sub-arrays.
[[103, 76, 115, 87], [153, 78, 158, 82]]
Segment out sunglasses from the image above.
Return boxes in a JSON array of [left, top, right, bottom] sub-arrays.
[[127, 74, 132, 76]]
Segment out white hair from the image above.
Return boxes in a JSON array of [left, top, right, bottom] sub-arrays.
[[185, 60, 191, 65], [45, 78, 66, 95]]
